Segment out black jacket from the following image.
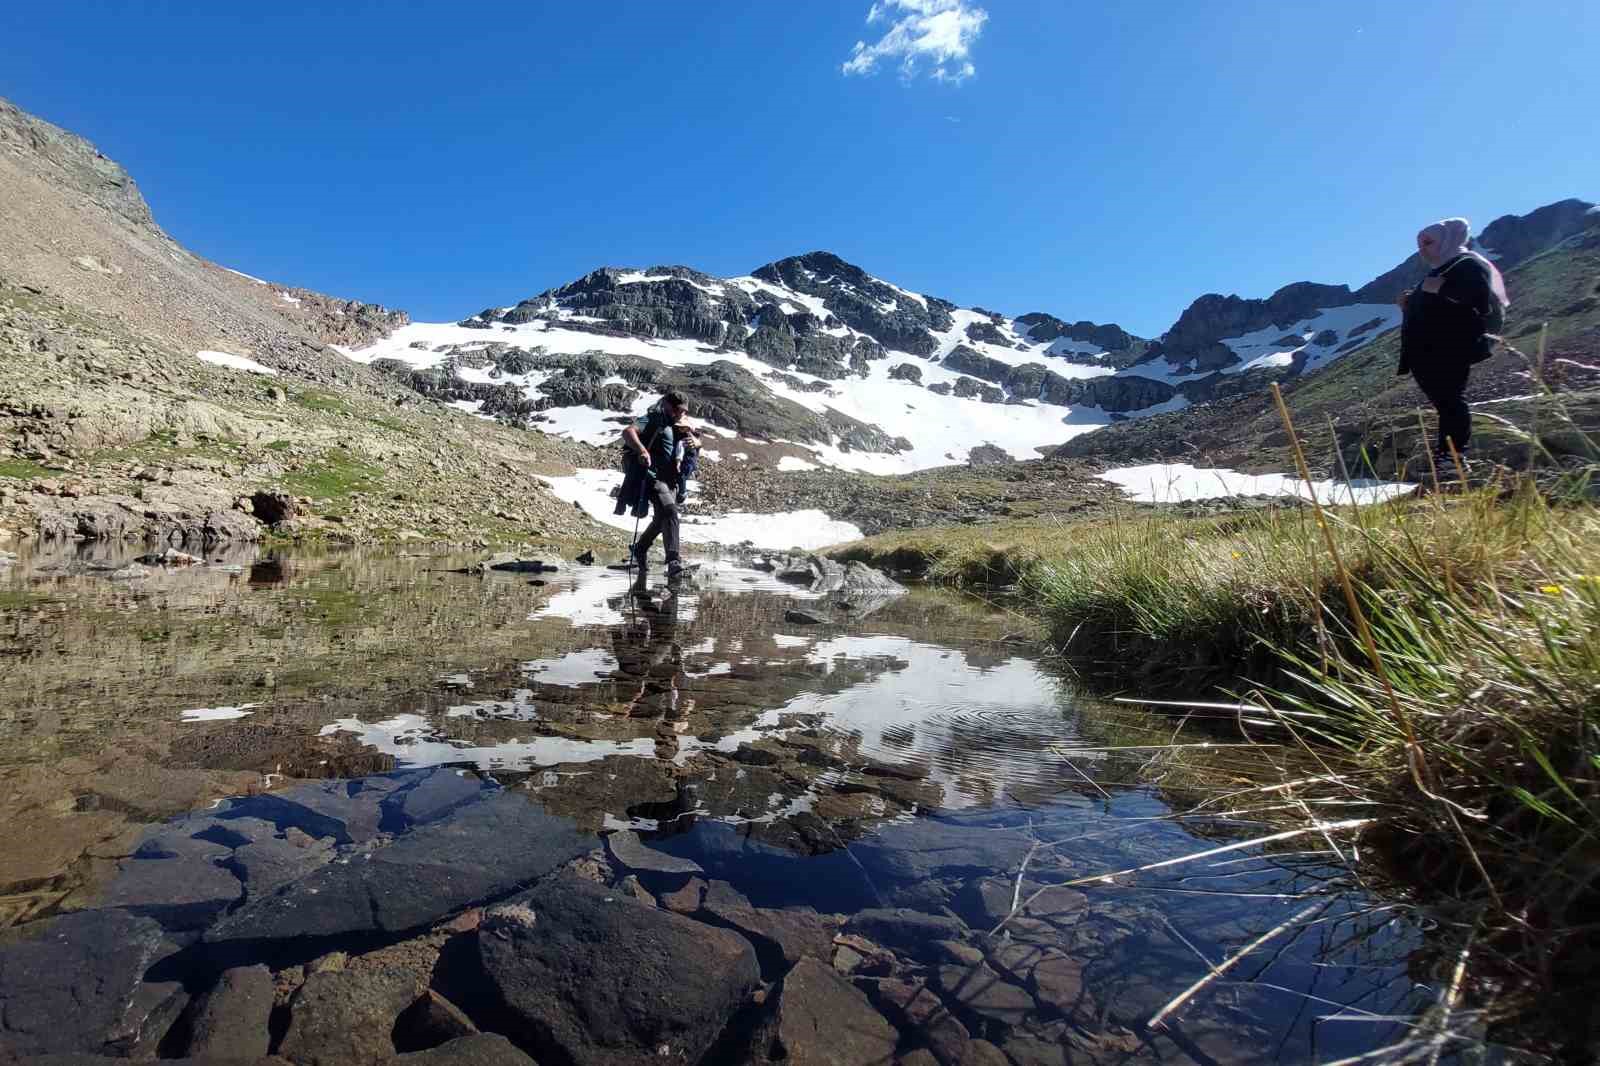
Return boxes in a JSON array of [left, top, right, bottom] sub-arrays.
[[1398, 254, 1497, 376], [613, 410, 681, 516]]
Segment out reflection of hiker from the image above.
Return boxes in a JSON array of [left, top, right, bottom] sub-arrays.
[[611, 590, 700, 819], [1397, 217, 1509, 462], [620, 390, 699, 577]]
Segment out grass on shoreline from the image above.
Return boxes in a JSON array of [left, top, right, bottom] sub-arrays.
[[834, 471, 1599, 1054]]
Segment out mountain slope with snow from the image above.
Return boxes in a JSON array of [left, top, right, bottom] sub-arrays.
[[343, 199, 1594, 485], [344, 252, 1150, 475]]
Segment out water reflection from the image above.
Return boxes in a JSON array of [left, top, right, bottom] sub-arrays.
[[0, 543, 1468, 1063]]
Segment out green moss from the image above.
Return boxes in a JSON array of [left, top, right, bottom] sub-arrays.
[[281, 451, 383, 499], [0, 459, 53, 481], [293, 389, 352, 415], [265, 440, 294, 452]]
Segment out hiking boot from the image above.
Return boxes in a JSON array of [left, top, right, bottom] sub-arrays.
[[666, 559, 686, 580]]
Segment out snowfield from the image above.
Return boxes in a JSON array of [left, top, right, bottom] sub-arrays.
[[1099, 463, 1415, 505]]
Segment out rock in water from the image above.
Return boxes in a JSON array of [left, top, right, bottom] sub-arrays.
[[207, 792, 592, 944], [0, 909, 185, 1057], [606, 829, 705, 875], [784, 609, 826, 625], [755, 957, 898, 1066], [575, 549, 596, 565], [478, 875, 760, 1066]]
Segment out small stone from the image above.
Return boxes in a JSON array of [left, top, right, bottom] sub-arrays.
[[934, 939, 984, 966], [618, 874, 656, 907], [659, 877, 706, 914], [394, 988, 479, 1050], [935, 962, 1035, 1024], [960, 1039, 1013, 1066], [607, 829, 704, 875], [439, 907, 482, 934]]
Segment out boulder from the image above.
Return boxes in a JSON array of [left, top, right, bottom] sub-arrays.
[[477, 875, 760, 1066], [250, 490, 296, 525], [278, 964, 422, 1065], [942, 345, 1011, 386], [888, 362, 923, 385], [0, 909, 185, 1057], [207, 793, 591, 944], [754, 957, 898, 1066], [184, 964, 274, 1060]]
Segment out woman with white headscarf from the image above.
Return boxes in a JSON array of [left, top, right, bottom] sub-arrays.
[[1397, 217, 1510, 462]]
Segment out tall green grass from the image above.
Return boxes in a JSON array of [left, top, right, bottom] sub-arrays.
[[1024, 352, 1600, 1052]]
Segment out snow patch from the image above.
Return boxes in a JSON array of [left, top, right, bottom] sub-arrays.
[[181, 703, 258, 722], [197, 350, 278, 376], [537, 468, 861, 550], [1099, 463, 1415, 505]]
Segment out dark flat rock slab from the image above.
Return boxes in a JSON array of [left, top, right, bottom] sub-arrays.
[[397, 768, 493, 827], [479, 875, 760, 1066], [207, 793, 592, 944], [95, 851, 243, 931], [0, 909, 185, 1057], [231, 834, 335, 902], [852, 819, 1033, 883]]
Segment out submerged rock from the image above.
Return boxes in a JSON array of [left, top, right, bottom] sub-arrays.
[[478, 875, 760, 1066], [207, 793, 591, 944], [606, 829, 705, 875], [753, 956, 898, 1066]]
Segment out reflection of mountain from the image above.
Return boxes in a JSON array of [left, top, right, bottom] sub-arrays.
[[322, 579, 1085, 846]]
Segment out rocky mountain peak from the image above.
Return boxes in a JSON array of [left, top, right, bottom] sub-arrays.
[[0, 96, 153, 231]]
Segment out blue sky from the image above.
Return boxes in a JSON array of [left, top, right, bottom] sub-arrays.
[[3, 1, 1595, 336]]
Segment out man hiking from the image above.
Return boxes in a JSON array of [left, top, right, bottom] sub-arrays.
[[621, 390, 698, 578]]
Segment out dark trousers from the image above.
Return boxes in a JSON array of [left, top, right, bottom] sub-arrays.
[[1411, 361, 1472, 455], [634, 479, 680, 562]]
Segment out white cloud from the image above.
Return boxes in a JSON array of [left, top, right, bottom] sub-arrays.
[[841, 0, 988, 85]]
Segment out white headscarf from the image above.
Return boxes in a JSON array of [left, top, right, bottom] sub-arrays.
[[1418, 217, 1509, 308]]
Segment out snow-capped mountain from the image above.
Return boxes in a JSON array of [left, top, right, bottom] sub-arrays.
[[341, 200, 1597, 478], [344, 251, 1168, 475]]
